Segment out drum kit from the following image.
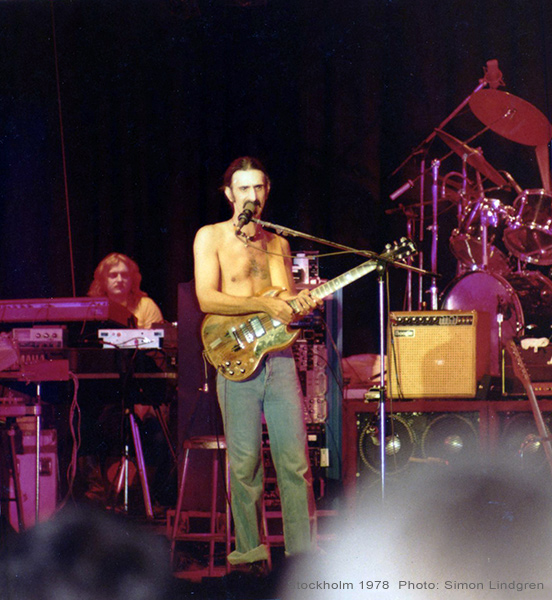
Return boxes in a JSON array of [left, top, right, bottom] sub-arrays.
[[390, 79, 552, 376]]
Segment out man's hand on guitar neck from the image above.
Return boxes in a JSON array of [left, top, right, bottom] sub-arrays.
[[281, 288, 322, 319], [257, 289, 320, 324]]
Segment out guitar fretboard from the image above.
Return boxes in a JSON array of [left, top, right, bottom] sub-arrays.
[[288, 260, 378, 311], [312, 260, 378, 300]]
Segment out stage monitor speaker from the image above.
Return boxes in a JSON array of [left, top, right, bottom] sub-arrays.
[[387, 311, 490, 399]]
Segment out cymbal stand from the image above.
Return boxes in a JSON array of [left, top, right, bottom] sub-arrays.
[[405, 213, 414, 310], [390, 71, 489, 179], [430, 160, 441, 309], [397, 153, 427, 311], [480, 205, 490, 270], [416, 155, 427, 309]]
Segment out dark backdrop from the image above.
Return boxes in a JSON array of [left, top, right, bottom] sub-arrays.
[[1, 0, 551, 356]]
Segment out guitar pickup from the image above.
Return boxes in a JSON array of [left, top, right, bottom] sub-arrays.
[[249, 316, 266, 338], [236, 318, 265, 344]]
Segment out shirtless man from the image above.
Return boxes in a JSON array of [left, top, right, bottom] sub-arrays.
[[193, 157, 319, 569]]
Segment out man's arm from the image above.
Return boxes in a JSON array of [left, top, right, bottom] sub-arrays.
[[135, 297, 164, 329], [270, 236, 321, 315]]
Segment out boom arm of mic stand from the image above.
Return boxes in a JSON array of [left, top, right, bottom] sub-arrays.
[[252, 217, 378, 259], [252, 217, 439, 278]]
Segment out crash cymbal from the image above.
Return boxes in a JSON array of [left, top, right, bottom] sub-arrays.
[[435, 129, 508, 187], [469, 89, 552, 146]]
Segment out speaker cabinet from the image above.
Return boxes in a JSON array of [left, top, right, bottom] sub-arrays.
[[8, 429, 58, 531], [343, 402, 485, 506], [487, 400, 552, 483], [387, 311, 490, 398], [357, 411, 480, 475]]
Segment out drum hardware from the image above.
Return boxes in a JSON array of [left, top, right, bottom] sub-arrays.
[[440, 171, 478, 208], [503, 189, 552, 265], [384, 198, 455, 220], [469, 88, 552, 147], [535, 144, 551, 192], [434, 129, 515, 274], [390, 60, 500, 181], [389, 62, 550, 312], [435, 129, 508, 188], [469, 88, 552, 193], [449, 196, 513, 275], [499, 170, 524, 196]]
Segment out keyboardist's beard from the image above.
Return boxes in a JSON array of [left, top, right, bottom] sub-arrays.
[[107, 290, 129, 306]]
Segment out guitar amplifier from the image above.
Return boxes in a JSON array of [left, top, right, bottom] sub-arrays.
[[387, 311, 490, 399]]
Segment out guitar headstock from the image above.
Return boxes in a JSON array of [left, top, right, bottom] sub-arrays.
[[382, 237, 418, 261]]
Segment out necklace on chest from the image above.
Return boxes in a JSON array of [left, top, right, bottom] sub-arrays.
[[235, 226, 264, 246]]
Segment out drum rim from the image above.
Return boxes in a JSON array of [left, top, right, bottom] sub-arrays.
[[515, 188, 552, 199], [449, 231, 510, 272], [503, 225, 552, 265], [440, 269, 525, 333]]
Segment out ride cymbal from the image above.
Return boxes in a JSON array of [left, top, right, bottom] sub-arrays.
[[469, 89, 552, 146]]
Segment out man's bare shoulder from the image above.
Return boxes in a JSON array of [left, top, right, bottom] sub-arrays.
[[265, 230, 291, 253], [194, 222, 231, 245]]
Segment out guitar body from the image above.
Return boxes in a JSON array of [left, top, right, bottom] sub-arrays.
[[201, 287, 300, 382]]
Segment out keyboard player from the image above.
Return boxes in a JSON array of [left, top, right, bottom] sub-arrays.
[[79, 253, 168, 505], [88, 253, 163, 328]]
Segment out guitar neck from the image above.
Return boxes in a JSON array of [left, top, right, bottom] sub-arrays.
[[506, 339, 552, 477], [289, 259, 378, 310]]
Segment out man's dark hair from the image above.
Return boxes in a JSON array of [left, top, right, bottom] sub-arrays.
[[222, 156, 270, 189]]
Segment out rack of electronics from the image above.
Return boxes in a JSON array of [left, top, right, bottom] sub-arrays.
[[290, 252, 343, 484]]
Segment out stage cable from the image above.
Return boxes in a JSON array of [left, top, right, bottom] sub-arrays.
[[50, 0, 76, 297]]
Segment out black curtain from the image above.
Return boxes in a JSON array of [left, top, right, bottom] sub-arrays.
[[1, 0, 550, 356]]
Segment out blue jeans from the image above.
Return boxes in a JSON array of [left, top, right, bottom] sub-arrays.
[[217, 349, 315, 564]]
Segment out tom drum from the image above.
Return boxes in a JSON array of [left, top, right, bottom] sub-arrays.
[[503, 189, 552, 265], [449, 198, 512, 274]]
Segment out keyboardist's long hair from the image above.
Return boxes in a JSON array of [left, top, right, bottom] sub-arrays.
[[88, 252, 146, 312]]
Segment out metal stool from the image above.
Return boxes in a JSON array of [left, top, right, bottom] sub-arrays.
[[169, 435, 231, 576]]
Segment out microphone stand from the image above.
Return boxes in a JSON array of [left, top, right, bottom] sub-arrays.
[[252, 218, 437, 501], [376, 262, 388, 500]]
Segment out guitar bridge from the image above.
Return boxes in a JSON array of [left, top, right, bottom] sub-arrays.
[[230, 327, 245, 349]]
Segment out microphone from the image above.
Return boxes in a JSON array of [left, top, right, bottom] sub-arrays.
[[235, 201, 258, 234], [390, 179, 415, 201], [484, 59, 505, 89]]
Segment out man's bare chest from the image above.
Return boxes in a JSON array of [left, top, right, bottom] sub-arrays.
[[219, 244, 272, 289]]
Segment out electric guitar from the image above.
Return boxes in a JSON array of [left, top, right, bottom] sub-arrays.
[[201, 238, 416, 381]]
